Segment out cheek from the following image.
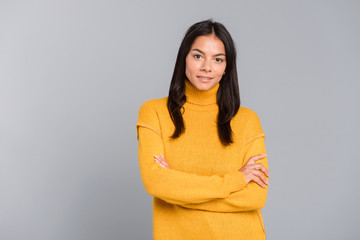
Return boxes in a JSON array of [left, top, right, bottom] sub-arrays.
[[215, 65, 226, 78], [185, 60, 198, 76], [185, 63, 190, 78]]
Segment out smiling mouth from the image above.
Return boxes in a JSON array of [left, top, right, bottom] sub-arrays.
[[197, 76, 213, 81]]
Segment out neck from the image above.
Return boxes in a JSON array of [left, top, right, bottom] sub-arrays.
[[184, 79, 219, 106]]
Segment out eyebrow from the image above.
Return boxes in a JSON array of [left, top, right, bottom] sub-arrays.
[[191, 48, 226, 57]]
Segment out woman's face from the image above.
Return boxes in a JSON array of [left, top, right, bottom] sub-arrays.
[[185, 34, 226, 91]]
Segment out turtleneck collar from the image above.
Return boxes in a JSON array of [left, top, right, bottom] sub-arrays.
[[184, 79, 219, 106]]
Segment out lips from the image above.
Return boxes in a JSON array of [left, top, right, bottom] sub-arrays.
[[197, 76, 213, 82]]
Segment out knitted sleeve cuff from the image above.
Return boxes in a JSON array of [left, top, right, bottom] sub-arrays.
[[226, 171, 247, 194]]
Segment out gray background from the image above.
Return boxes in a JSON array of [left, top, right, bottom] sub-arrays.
[[1, 0, 359, 239]]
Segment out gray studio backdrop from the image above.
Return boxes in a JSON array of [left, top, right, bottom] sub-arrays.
[[1, 1, 359, 239]]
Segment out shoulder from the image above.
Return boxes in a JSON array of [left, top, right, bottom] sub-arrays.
[[137, 97, 168, 123], [234, 106, 261, 123], [232, 106, 264, 139], [138, 97, 168, 114]]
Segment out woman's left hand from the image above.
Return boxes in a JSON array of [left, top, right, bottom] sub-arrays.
[[154, 154, 170, 169]]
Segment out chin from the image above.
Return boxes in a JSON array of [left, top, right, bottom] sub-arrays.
[[198, 82, 218, 91], [193, 83, 209, 91]]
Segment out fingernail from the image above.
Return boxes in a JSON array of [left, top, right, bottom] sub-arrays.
[[160, 154, 164, 157]]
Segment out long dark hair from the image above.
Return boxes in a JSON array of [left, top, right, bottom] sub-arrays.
[[167, 19, 240, 146]]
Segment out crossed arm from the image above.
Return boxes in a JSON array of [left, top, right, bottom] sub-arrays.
[[137, 125, 269, 212], [154, 134, 269, 212], [137, 126, 247, 205]]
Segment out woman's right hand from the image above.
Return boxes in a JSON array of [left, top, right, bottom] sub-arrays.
[[239, 154, 269, 188]]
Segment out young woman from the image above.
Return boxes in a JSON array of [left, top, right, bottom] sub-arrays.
[[136, 19, 269, 240]]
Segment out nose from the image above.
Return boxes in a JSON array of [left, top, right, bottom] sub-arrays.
[[200, 60, 212, 72]]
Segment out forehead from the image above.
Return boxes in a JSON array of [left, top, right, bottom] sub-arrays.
[[190, 35, 225, 54]]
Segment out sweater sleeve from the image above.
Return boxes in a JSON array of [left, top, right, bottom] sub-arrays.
[[136, 101, 247, 205], [179, 111, 269, 212]]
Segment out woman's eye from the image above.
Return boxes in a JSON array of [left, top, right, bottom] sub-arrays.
[[193, 54, 202, 59], [215, 58, 224, 63]]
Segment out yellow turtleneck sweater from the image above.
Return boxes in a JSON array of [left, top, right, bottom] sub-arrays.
[[136, 80, 269, 240]]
